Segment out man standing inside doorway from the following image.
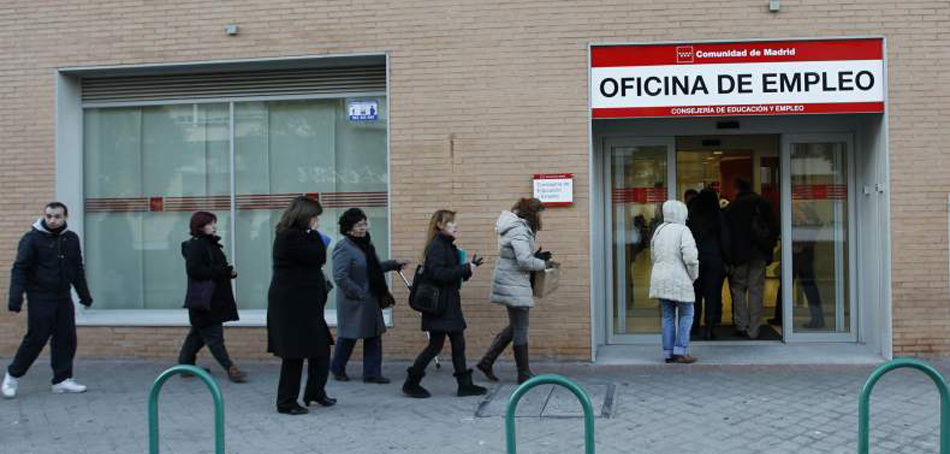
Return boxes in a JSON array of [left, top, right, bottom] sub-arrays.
[[2, 202, 93, 398], [725, 179, 778, 339]]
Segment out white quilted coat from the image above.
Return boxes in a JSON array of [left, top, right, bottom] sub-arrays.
[[490, 211, 548, 308], [649, 200, 700, 303]]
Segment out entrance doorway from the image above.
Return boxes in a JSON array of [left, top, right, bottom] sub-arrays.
[[677, 135, 781, 340], [603, 133, 856, 344]]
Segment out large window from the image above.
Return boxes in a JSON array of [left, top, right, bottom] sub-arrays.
[[83, 97, 388, 313]]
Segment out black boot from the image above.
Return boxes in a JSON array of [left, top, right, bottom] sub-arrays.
[[477, 331, 510, 382], [803, 305, 825, 329], [513, 344, 535, 384], [702, 324, 716, 340], [402, 367, 431, 399], [455, 369, 487, 397]]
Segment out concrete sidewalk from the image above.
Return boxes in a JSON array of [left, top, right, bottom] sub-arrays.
[[0, 358, 944, 453]]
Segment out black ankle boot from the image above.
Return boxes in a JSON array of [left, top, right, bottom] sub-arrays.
[[804, 305, 825, 329], [402, 367, 431, 398], [513, 344, 534, 384], [703, 324, 716, 340], [455, 369, 487, 397]]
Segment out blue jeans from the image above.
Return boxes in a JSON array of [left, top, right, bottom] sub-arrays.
[[330, 336, 383, 379], [660, 299, 694, 358]]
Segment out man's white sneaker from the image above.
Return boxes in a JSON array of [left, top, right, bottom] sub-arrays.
[[1, 373, 18, 399], [51, 378, 87, 394]]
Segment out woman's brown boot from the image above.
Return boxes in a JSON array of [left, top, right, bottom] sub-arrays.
[[513, 344, 535, 384], [228, 365, 248, 383]]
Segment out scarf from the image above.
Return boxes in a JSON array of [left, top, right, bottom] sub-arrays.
[[348, 232, 388, 298]]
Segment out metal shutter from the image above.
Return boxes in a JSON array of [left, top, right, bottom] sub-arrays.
[[80, 65, 385, 104]]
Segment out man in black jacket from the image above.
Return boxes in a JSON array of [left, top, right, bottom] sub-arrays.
[[724, 179, 778, 340], [2, 202, 93, 399]]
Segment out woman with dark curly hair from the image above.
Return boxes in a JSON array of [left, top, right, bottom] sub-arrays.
[[330, 208, 408, 384]]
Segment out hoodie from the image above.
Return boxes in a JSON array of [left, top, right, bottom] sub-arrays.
[[8, 218, 92, 311], [489, 211, 548, 308], [649, 201, 700, 303]]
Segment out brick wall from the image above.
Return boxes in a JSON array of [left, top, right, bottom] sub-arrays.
[[0, 0, 948, 361]]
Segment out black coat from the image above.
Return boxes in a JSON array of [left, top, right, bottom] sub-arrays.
[[267, 228, 333, 359], [725, 191, 779, 265], [181, 235, 239, 328], [8, 220, 92, 310], [688, 211, 730, 272], [420, 233, 472, 332]]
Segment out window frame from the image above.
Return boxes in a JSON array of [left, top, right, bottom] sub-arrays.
[[57, 55, 391, 328]]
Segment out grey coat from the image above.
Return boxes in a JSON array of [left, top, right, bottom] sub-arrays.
[[489, 211, 547, 308], [332, 237, 400, 339]]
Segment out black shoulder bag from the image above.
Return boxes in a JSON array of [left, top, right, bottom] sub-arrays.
[[183, 244, 215, 312], [408, 264, 443, 315]]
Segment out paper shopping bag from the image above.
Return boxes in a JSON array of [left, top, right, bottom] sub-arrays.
[[531, 267, 560, 298]]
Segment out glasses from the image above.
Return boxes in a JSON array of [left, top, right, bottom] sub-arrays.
[[354, 221, 370, 229]]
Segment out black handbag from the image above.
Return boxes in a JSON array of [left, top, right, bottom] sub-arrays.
[[183, 244, 216, 311], [408, 265, 443, 315], [378, 289, 396, 309], [184, 278, 215, 311]]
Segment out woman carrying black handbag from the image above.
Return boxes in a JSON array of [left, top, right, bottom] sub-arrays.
[[402, 209, 487, 399], [177, 211, 247, 383]]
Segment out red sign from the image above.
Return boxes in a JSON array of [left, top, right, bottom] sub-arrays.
[[612, 187, 668, 205], [149, 197, 164, 212], [792, 184, 847, 200], [591, 38, 885, 118]]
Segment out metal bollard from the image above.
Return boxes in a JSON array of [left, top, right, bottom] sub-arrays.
[[148, 365, 225, 454], [505, 374, 596, 454], [858, 358, 950, 454]]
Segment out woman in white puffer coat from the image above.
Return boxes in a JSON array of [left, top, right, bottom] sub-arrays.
[[476, 198, 556, 384], [650, 200, 700, 364]]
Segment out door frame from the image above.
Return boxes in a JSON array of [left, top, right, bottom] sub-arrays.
[[781, 133, 858, 342], [601, 131, 859, 345], [603, 135, 674, 345]]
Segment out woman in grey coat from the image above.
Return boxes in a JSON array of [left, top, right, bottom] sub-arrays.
[[330, 208, 407, 384], [476, 198, 558, 384]]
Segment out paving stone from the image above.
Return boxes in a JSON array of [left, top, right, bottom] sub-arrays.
[[1, 359, 948, 453], [476, 384, 553, 417]]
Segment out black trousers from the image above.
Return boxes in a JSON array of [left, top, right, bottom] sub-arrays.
[[693, 261, 725, 329], [177, 323, 234, 371], [7, 298, 77, 384], [411, 330, 467, 375], [772, 247, 823, 322], [277, 356, 329, 411], [330, 336, 383, 379]]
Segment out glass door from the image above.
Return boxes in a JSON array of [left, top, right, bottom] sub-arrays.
[[673, 135, 782, 341], [782, 134, 856, 341], [604, 137, 674, 342]]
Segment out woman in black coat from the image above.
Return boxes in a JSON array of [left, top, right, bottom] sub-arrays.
[[178, 211, 247, 383], [402, 209, 487, 399], [267, 196, 335, 415], [687, 189, 730, 340]]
